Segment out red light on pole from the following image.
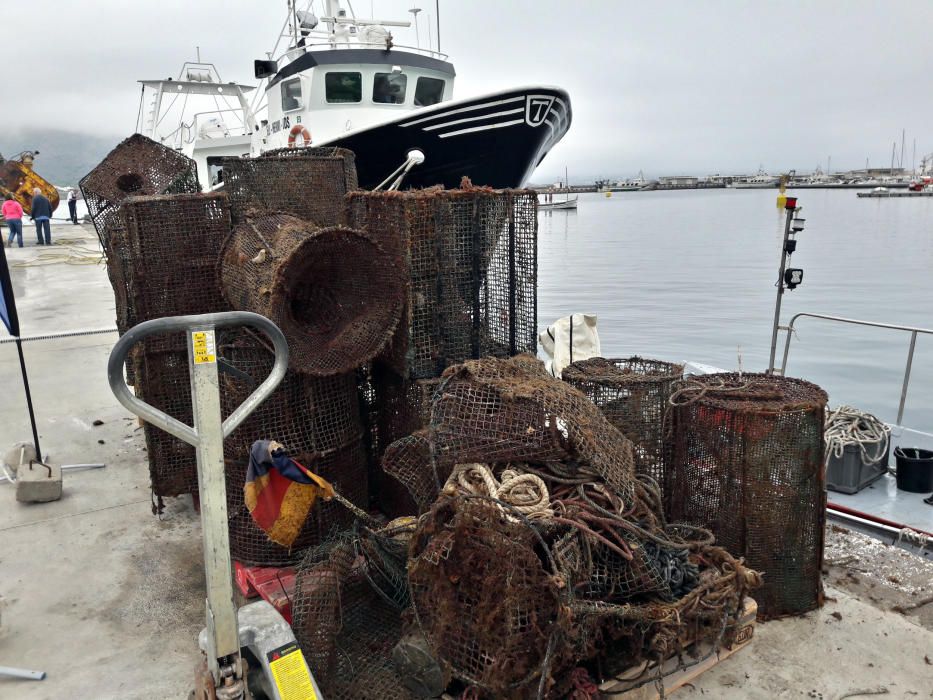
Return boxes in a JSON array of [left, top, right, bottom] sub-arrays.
[[784, 196, 798, 210]]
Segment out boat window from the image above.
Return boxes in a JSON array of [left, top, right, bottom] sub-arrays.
[[325, 72, 362, 103], [414, 77, 445, 107], [373, 72, 407, 104], [281, 78, 302, 112]]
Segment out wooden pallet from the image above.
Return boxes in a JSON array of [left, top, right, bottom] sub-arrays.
[[600, 597, 758, 698]]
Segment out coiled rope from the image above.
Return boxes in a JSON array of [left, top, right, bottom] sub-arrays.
[[824, 405, 890, 466], [444, 463, 554, 519]]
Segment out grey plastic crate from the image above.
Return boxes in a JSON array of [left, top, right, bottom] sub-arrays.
[[826, 440, 890, 494]]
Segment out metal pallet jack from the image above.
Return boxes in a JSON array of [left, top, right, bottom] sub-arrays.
[[108, 312, 323, 700]]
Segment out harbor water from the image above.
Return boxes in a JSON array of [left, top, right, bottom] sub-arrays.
[[538, 189, 933, 430]]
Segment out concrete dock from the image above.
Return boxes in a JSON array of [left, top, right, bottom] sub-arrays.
[[0, 221, 930, 699]]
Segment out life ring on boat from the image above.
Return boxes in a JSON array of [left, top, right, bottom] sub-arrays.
[[287, 124, 312, 148]]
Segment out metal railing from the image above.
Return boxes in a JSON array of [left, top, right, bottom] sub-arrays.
[[775, 312, 933, 425]]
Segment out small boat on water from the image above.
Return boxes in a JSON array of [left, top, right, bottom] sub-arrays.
[[538, 195, 578, 210], [539, 166, 579, 210], [136, 0, 571, 190]]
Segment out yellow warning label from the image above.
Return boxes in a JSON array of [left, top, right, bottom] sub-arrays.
[[191, 331, 216, 365], [268, 644, 317, 700]]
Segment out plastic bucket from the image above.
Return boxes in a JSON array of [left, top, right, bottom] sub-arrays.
[[893, 447, 933, 493]]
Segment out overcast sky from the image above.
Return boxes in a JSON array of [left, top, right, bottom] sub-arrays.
[[4, 0, 932, 180]]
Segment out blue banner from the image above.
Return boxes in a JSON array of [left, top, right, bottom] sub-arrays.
[[0, 242, 20, 337]]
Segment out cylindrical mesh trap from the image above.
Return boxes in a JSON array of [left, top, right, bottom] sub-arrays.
[[221, 147, 357, 226], [563, 356, 683, 512], [218, 329, 368, 566], [346, 187, 538, 379], [669, 372, 827, 619], [218, 212, 405, 376]]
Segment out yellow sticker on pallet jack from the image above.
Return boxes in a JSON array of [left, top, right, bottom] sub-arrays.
[[267, 643, 318, 700], [191, 331, 216, 365]]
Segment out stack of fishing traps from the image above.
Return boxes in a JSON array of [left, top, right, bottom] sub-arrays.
[[347, 186, 538, 516], [85, 133, 828, 697], [293, 356, 761, 699]]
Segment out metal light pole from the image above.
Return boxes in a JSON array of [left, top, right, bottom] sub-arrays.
[[768, 198, 800, 374]]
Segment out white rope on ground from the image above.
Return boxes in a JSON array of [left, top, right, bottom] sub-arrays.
[[824, 405, 890, 466], [445, 463, 554, 519]]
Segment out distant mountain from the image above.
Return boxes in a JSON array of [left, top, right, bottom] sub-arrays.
[[0, 128, 123, 188]]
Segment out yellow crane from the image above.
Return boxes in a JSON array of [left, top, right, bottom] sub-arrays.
[[0, 151, 60, 216]]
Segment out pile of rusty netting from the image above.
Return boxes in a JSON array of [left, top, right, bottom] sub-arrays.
[[216, 329, 370, 566], [221, 147, 357, 225], [217, 210, 406, 376], [669, 372, 827, 620], [79, 135, 200, 357], [291, 356, 760, 699], [563, 357, 683, 514]]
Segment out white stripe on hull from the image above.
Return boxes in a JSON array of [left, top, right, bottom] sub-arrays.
[[438, 119, 526, 139], [400, 96, 525, 127], [422, 107, 524, 131]]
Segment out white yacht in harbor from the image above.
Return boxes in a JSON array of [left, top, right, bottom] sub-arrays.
[[136, 0, 571, 190], [731, 169, 780, 188]]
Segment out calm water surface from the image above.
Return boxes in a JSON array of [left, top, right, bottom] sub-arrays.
[[537, 189, 933, 429]]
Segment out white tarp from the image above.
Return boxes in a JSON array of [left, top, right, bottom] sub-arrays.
[[538, 313, 600, 377]]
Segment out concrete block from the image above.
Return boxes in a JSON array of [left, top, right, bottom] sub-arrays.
[[3, 442, 37, 477], [15, 462, 62, 503]]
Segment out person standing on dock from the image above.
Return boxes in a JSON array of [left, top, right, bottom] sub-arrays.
[[67, 189, 78, 224], [30, 188, 52, 245], [2, 194, 24, 248]]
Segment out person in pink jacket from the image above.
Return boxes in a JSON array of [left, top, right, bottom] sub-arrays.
[[2, 194, 24, 248]]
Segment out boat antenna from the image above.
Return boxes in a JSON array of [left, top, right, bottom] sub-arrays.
[[196, 45, 200, 62], [435, 0, 441, 52], [409, 7, 422, 48]]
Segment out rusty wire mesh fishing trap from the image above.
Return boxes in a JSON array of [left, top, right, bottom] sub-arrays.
[[347, 186, 538, 379], [563, 356, 684, 514], [221, 147, 357, 225], [669, 372, 827, 620], [217, 211, 405, 376], [79, 134, 200, 349]]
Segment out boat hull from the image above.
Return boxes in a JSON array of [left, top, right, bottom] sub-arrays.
[[317, 87, 571, 190]]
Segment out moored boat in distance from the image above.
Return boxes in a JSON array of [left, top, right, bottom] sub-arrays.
[[731, 169, 780, 188], [136, 0, 571, 190]]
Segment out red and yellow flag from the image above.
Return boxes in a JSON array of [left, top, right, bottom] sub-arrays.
[[244, 440, 335, 548]]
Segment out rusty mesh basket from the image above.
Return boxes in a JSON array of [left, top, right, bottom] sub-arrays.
[[381, 355, 640, 513], [408, 496, 563, 696], [217, 329, 368, 566], [79, 134, 200, 355], [346, 187, 538, 379], [366, 367, 442, 517], [118, 193, 232, 496], [669, 372, 827, 619], [80, 133, 201, 248], [221, 147, 357, 226], [217, 212, 405, 376], [292, 522, 419, 700], [563, 357, 683, 513]]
